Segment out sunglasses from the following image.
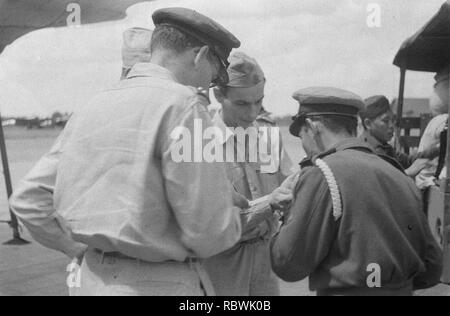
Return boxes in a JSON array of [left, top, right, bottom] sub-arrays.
[[208, 49, 230, 88]]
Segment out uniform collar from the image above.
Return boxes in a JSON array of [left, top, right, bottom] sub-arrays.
[[211, 110, 238, 145], [211, 110, 260, 144], [126, 62, 179, 83], [332, 137, 374, 153], [256, 110, 276, 124], [300, 137, 374, 168]]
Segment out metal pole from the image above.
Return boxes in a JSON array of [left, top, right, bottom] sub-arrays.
[[395, 67, 406, 151], [0, 112, 29, 245], [443, 67, 450, 283]]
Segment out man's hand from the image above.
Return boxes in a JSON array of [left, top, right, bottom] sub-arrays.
[[269, 187, 294, 212], [406, 158, 433, 178], [232, 189, 250, 209]]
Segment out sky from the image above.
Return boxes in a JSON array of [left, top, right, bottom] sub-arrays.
[[0, 0, 446, 117]]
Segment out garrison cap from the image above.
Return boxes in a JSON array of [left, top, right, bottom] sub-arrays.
[[226, 52, 265, 88], [152, 8, 241, 63], [359, 95, 392, 121], [290, 87, 364, 137], [122, 27, 153, 70]]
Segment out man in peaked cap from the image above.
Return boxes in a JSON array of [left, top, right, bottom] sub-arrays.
[[203, 52, 296, 296], [121, 27, 153, 80], [10, 8, 242, 296], [152, 7, 240, 88], [359, 95, 438, 178], [271, 87, 442, 296]]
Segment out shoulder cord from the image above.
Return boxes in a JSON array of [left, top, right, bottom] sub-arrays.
[[314, 158, 343, 221]]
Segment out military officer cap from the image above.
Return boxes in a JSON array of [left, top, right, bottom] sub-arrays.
[[290, 87, 365, 137], [359, 95, 391, 121], [224, 52, 265, 88], [152, 7, 240, 76]]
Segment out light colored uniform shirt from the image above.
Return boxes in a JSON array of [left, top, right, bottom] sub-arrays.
[[416, 114, 448, 189], [203, 111, 293, 296], [9, 125, 87, 258], [211, 111, 294, 241], [10, 63, 242, 262]]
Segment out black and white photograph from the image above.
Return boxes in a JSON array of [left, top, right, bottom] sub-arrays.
[[0, 0, 449, 299]]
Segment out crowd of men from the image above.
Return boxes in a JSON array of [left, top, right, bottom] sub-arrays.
[[8, 7, 448, 296]]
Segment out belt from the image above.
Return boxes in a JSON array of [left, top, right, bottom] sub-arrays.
[[92, 249, 216, 296], [94, 249, 197, 265]]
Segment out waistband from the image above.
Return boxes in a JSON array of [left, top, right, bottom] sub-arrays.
[[94, 249, 197, 265], [91, 249, 216, 296]]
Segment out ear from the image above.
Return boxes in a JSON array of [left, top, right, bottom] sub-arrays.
[[363, 118, 372, 129], [213, 87, 226, 103], [194, 45, 210, 68]]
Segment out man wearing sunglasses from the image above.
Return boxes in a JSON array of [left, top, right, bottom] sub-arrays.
[[10, 7, 243, 296]]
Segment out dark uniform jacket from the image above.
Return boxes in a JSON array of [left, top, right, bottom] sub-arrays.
[[271, 138, 443, 295], [359, 131, 414, 170]]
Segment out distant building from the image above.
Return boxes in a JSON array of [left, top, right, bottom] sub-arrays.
[[1, 118, 16, 126]]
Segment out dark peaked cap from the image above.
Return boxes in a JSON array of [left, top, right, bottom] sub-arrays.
[[152, 8, 241, 62], [290, 87, 365, 137]]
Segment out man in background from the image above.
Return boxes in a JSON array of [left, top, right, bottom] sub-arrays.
[[271, 87, 442, 296], [10, 7, 243, 296], [204, 52, 295, 296], [359, 95, 438, 178], [121, 27, 152, 80], [416, 65, 450, 189]]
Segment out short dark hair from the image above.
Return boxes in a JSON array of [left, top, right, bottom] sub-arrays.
[[361, 117, 370, 130], [310, 115, 357, 136], [150, 25, 205, 55]]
